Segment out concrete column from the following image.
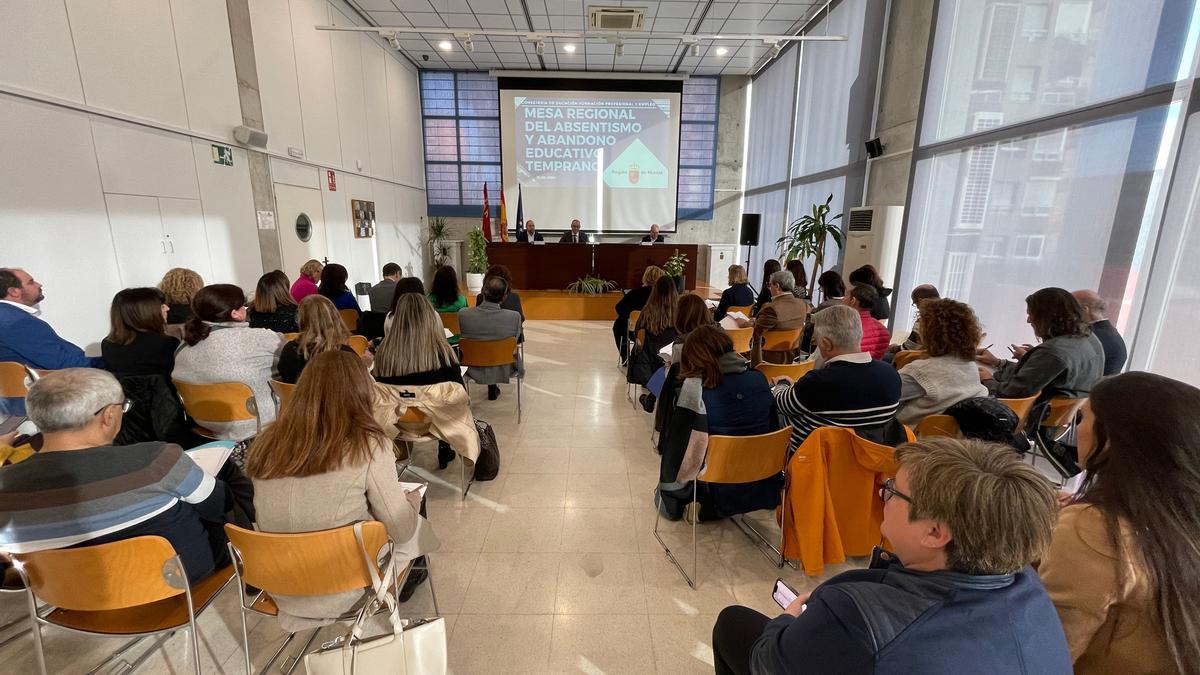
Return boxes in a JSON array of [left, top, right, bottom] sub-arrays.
[[226, 0, 282, 272]]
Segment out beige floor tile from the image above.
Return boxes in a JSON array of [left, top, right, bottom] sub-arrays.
[[548, 614, 656, 674], [425, 500, 497, 553], [447, 614, 554, 674], [647, 614, 722, 675], [640, 552, 743, 617], [564, 472, 633, 508], [509, 444, 571, 473], [402, 551, 480, 616], [500, 473, 569, 508], [567, 444, 629, 474], [556, 553, 647, 614], [560, 508, 639, 553], [482, 507, 566, 552], [460, 552, 561, 614]]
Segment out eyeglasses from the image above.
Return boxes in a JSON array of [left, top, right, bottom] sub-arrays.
[[879, 477, 912, 504], [93, 399, 132, 416]]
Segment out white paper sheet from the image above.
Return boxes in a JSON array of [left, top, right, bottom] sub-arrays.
[[398, 481, 429, 500], [186, 442, 235, 476]]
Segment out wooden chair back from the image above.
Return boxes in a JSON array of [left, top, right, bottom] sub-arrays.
[[459, 337, 519, 368], [726, 305, 753, 317], [999, 393, 1040, 433], [173, 380, 258, 422], [439, 311, 461, 336], [345, 335, 370, 356], [224, 522, 388, 597], [915, 414, 962, 438], [761, 329, 802, 352], [755, 360, 815, 382], [397, 407, 429, 423], [282, 333, 300, 342], [1042, 397, 1087, 428], [627, 310, 641, 333], [339, 309, 359, 333], [0, 361, 31, 398], [13, 536, 185, 611], [269, 380, 296, 411], [726, 327, 754, 354], [892, 350, 927, 370], [635, 328, 646, 350], [699, 426, 792, 485]]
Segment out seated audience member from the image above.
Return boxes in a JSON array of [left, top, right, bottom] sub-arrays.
[[368, 262, 402, 313], [1072, 289, 1127, 375], [374, 294, 464, 470], [628, 276, 679, 398], [613, 265, 665, 355], [895, 299, 988, 426], [848, 264, 893, 321], [278, 295, 358, 384], [714, 264, 756, 321], [318, 263, 361, 313], [784, 259, 809, 299], [0, 369, 232, 584], [247, 270, 299, 333], [753, 259, 782, 314], [383, 276, 428, 335], [173, 284, 285, 440], [657, 325, 781, 522], [846, 283, 891, 359], [428, 265, 467, 314], [812, 270, 846, 311], [473, 265, 525, 322], [558, 219, 590, 244], [459, 276, 523, 401], [516, 219, 543, 242], [1039, 372, 1200, 674], [654, 294, 716, 448], [752, 270, 809, 365], [159, 267, 204, 324], [976, 287, 1104, 401], [246, 350, 438, 628], [712, 437, 1070, 674], [290, 259, 323, 302], [772, 305, 903, 450], [0, 267, 102, 369], [642, 223, 666, 243], [886, 284, 940, 359]]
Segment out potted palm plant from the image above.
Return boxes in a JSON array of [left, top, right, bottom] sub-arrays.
[[566, 276, 618, 295], [427, 216, 452, 269], [465, 228, 489, 293], [663, 250, 689, 293], [776, 194, 845, 295]]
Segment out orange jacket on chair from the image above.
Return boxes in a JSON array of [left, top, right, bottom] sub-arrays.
[[780, 426, 914, 575]]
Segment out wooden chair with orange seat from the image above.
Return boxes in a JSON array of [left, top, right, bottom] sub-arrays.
[[338, 308, 360, 334], [892, 350, 927, 370], [269, 380, 296, 412], [760, 329, 803, 364], [0, 361, 33, 421], [654, 426, 793, 589], [438, 311, 461, 337], [459, 336, 522, 423], [618, 310, 642, 366], [914, 414, 962, 438], [224, 521, 437, 675], [726, 327, 754, 355], [345, 335, 370, 356], [999, 393, 1040, 435], [627, 327, 648, 408], [11, 536, 235, 675], [281, 332, 299, 342], [172, 380, 261, 440], [1031, 396, 1089, 478], [755, 360, 815, 383], [725, 304, 754, 318]]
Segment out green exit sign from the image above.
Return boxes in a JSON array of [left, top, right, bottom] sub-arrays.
[[211, 144, 233, 166]]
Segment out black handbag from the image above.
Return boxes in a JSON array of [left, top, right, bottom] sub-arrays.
[[472, 419, 500, 481], [946, 397, 1026, 451]]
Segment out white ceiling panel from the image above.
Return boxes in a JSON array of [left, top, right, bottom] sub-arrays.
[[405, 12, 446, 27], [442, 13, 483, 27], [705, 3, 736, 19], [475, 14, 515, 28], [468, 0, 510, 12], [655, 2, 698, 18], [728, 3, 775, 20], [765, 5, 809, 20], [651, 17, 691, 31], [357, 0, 399, 10], [368, 11, 411, 25]]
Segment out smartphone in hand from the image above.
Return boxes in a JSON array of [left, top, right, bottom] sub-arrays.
[[772, 578, 799, 609]]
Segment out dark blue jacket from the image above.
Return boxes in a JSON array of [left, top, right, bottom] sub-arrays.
[[714, 283, 756, 321], [0, 303, 102, 369], [751, 551, 1072, 674]]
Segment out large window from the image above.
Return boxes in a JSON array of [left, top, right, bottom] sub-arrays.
[[896, 0, 1198, 369], [678, 77, 721, 220]]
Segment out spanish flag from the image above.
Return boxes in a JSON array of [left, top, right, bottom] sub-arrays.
[[481, 183, 491, 242], [498, 186, 509, 242]]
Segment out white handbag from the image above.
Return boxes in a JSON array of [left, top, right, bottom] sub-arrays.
[[304, 523, 447, 675]]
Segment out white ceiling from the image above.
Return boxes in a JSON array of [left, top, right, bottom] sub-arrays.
[[353, 0, 825, 75]]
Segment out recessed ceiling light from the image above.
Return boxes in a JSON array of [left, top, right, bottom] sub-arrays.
[[715, 46, 728, 56], [563, 44, 576, 53], [438, 40, 452, 51]]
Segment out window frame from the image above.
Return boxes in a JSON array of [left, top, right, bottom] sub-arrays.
[[420, 71, 504, 218]]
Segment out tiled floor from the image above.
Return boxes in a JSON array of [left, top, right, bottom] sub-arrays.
[[0, 321, 856, 674]]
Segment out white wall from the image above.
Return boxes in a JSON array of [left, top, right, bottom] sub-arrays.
[[0, 0, 427, 351]]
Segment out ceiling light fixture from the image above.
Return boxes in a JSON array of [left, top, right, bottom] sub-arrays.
[[438, 40, 452, 51], [716, 46, 728, 56], [690, 42, 700, 57], [769, 41, 782, 58], [563, 43, 576, 53], [464, 35, 474, 53], [535, 39, 545, 55], [615, 40, 624, 57]]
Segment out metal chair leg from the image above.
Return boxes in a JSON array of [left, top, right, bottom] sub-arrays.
[[652, 487, 698, 589], [516, 375, 522, 424], [281, 629, 321, 675]]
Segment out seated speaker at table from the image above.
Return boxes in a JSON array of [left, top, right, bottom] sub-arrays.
[[642, 223, 666, 243], [516, 219, 544, 242], [558, 219, 590, 244]]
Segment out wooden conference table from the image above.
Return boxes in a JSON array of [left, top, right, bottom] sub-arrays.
[[486, 242, 700, 290]]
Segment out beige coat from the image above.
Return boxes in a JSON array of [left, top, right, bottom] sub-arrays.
[[372, 381, 480, 464], [251, 439, 440, 631], [1039, 504, 1176, 674], [752, 293, 809, 365]]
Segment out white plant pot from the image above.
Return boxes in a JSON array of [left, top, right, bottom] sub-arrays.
[[466, 272, 485, 293]]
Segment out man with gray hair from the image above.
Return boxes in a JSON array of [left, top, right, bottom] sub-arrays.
[[751, 270, 809, 365], [1072, 289, 1126, 375], [0, 369, 231, 584], [770, 305, 904, 451]]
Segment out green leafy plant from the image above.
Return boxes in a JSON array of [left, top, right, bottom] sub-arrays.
[[776, 194, 844, 288], [466, 228, 489, 274], [428, 217, 450, 268], [663, 250, 689, 277], [566, 276, 619, 295]]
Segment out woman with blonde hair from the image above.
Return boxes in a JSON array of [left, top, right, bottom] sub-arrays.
[[277, 294, 356, 384], [158, 267, 203, 324], [247, 350, 438, 626], [248, 270, 299, 333], [613, 265, 666, 356], [374, 294, 463, 469], [714, 264, 755, 321], [290, 259, 323, 302]]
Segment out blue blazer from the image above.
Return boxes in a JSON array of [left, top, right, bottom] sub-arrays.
[[0, 303, 102, 369]]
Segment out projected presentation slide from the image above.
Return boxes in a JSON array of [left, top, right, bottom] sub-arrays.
[[500, 88, 681, 234]]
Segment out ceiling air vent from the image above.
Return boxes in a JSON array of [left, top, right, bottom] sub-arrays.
[[588, 6, 646, 31]]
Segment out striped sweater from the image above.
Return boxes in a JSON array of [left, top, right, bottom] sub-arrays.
[[0, 442, 227, 582], [773, 353, 903, 451]]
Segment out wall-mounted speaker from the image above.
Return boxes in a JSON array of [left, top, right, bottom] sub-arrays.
[[233, 125, 268, 149], [864, 137, 884, 159], [740, 213, 761, 247]]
